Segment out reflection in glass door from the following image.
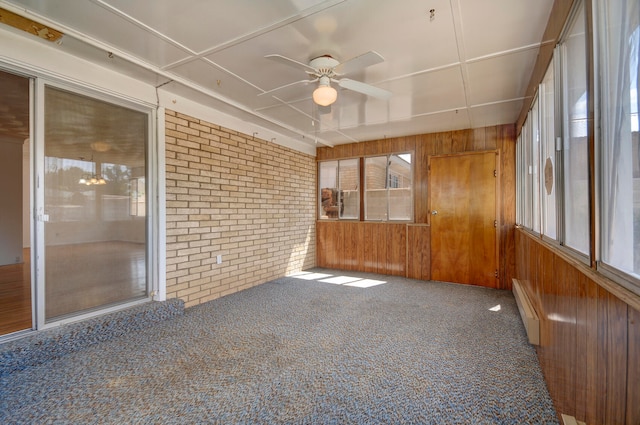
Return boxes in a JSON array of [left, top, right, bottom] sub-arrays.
[[0, 70, 32, 336], [43, 86, 149, 321]]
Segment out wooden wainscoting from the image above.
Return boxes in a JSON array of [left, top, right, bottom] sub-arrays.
[[407, 225, 430, 281], [515, 229, 640, 425], [316, 222, 407, 276]]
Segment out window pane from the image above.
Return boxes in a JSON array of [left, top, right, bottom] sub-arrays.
[[319, 161, 338, 219], [562, 2, 590, 255], [365, 156, 388, 220], [338, 158, 359, 219], [44, 86, 148, 321], [523, 116, 533, 228], [598, 0, 640, 279], [541, 62, 557, 239], [516, 133, 523, 224], [531, 97, 541, 233], [388, 154, 412, 220]]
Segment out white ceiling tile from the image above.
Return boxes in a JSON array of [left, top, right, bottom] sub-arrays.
[[168, 59, 264, 106], [466, 48, 538, 106], [469, 99, 524, 129], [458, 0, 554, 59], [383, 66, 467, 118], [102, 0, 333, 53]]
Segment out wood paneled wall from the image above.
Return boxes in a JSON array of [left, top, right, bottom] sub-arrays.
[[516, 229, 640, 424], [316, 124, 516, 288], [317, 222, 407, 276]]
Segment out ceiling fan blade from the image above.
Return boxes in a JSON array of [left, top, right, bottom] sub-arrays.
[[258, 78, 318, 96], [335, 51, 385, 75], [265, 54, 317, 73], [338, 78, 392, 100]]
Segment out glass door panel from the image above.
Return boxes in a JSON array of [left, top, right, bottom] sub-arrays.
[[0, 69, 32, 336], [43, 86, 148, 321]]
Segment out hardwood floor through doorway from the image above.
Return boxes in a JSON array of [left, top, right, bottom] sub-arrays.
[[0, 248, 32, 335]]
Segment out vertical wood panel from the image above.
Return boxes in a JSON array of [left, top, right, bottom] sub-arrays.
[[406, 226, 419, 279], [414, 138, 430, 224], [559, 261, 577, 416], [407, 225, 430, 280], [500, 125, 516, 287], [584, 277, 599, 424], [376, 223, 387, 274], [316, 221, 327, 266], [484, 126, 498, 150], [452, 130, 469, 153], [440, 131, 453, 154], [627, 307, 640, 425], [363, 223, 375, 273], [472, 127, 487, 151], [575, 273, 597, 423], [356, 223, 365, 270], [391, 224, 406, 276], [604, 292, 627, 425]]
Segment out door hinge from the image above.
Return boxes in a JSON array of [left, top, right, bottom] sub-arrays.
[[494, 220, 498, 227], [493, 169, 497, 177], [494, 270, 499, 278]]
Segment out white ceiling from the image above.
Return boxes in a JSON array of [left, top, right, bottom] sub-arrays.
[[0, 0, 554, 148]]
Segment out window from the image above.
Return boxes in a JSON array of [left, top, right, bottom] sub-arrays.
[[540, 61, 557, 239], [521, 112, 533, 228], [531, 96, 541, 233], [318, 158, 359, 219], [365, 153, 412, 221], [597, 0, 640, 291], [516, 2, 585, 250], [318, 153, 412, 222], [561, 2, 590, 255]]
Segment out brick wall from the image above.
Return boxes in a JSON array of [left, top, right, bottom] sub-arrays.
[[164, 110, 316, 307]]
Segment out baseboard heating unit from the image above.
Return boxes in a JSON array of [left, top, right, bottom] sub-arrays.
[[512, 278, 540, 345]]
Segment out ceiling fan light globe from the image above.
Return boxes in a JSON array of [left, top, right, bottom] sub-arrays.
[[313, 85, 337, 106]]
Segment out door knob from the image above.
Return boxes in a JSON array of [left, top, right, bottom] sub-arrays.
[[431, 210, 438, 215]]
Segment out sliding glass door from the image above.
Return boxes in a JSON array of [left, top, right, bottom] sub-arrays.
[[42, 85, 150, 321], [0, 69, 32, 336]]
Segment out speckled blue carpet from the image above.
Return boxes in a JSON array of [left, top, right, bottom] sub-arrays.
[[0, 269, 558, 424]]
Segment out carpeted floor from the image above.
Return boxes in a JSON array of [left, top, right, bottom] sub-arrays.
[[0, 269, 558, 424]]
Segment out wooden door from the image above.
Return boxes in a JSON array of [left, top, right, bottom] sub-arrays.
[[429, 151, 499, 288]]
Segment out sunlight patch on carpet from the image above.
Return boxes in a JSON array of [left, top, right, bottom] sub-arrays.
[[288, 271, 388, 288]]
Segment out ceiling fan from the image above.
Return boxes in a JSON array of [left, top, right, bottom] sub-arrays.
[[260, 51, 392, 107]]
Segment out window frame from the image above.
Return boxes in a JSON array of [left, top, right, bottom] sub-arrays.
[[317, 158, 361, 221]]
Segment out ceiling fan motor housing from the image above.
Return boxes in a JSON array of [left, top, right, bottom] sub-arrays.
[[309, 56, 340, 77]]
